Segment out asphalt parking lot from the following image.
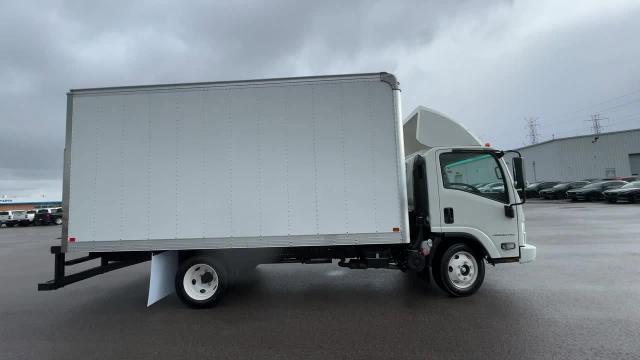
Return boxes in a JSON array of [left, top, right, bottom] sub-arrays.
[[1, 201, 639, 360]]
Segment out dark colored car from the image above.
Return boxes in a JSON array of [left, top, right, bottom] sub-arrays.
[[539, 181, 589, 199], [619, 176, 639, 182], [34, 208, 63, 225], [603, 181, 640, 203], [524, 181, 560, 198], [566, 181, 627, 201]]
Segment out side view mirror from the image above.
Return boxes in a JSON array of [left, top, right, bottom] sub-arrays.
[[512, 157, 526, 200], [503, 151, 526, 218]]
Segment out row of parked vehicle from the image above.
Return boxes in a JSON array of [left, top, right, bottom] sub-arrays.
[[523, 177, 640, 203], [0, 208, 63, 227]]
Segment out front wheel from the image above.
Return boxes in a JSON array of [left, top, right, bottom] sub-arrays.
[[434, 243, 485, 297], [175, 256, 228, 308]]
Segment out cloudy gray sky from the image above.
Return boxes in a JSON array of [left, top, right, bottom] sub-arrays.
[[2, 0, 640, 197]]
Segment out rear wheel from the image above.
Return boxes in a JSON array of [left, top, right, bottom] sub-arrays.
[[54, 218, 63, 225], [433, 243, 485, 297], [175, 256, 228, 308]]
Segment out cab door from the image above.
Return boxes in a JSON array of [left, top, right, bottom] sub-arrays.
[[435, 149, 519, 259]]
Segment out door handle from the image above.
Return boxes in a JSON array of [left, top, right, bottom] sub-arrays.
[[444, 207, 454, 224]]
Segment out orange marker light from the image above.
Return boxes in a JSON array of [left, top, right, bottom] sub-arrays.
[[392, 227, 400, 232], [484, 142, 491, 147]]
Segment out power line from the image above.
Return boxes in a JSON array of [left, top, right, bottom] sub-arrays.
[[525, 117, 540, 144], [607, 113, 640, 128], [552, 87, 640, 119], [593, 97, 640, 114]]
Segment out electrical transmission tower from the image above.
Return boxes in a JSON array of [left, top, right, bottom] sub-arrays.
[[586, 113, 606, 134], [525, 117, 540, 144]]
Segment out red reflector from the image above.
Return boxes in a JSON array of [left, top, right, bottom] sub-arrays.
[[68, 237, 76, 242], [392, 227, 400, 232]]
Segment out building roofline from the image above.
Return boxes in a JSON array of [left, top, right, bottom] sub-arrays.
[[517, 127, 640, 151]]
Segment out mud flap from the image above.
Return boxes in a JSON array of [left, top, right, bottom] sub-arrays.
[[147, 251, 178, 306]]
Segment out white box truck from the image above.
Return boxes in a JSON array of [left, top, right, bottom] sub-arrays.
[[38, 73, 535, 308]]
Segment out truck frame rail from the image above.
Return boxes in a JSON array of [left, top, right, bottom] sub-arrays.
[[38, 246, 150, 291]]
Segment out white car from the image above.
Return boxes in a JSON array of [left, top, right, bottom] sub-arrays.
[[0, 211, 13, 227], [10, 210, 30, 226], [27, 210, 36, 223], [1, 211, 19, 227], [0, 210, 32, 227]]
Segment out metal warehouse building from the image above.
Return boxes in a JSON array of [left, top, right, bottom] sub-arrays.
[[516, 128, 640, 182]]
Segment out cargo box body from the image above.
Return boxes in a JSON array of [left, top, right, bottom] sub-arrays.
[[63, 73, 408, 252]]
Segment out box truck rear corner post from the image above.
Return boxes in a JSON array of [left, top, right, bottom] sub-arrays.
[[38, 73, 536, 308]]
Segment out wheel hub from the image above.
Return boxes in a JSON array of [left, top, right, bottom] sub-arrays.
[[183, 264, 219, 301], [447, 251, 478, 290]]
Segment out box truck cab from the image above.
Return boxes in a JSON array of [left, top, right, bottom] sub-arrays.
[[404, 107, 534, 294], [38, 73, 535, 308]]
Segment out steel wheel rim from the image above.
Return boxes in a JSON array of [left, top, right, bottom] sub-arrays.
[[183, 264, 219, 301], [447, 251, 478, 290]]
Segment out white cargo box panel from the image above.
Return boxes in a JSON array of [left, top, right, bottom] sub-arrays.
[[63, 73, 408, 252]]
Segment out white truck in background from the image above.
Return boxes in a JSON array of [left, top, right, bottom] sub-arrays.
[[38, 73, 535, 308]]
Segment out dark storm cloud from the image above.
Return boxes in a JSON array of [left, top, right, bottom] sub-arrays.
[[2, 0, 640, 196], [1, 0, 502, 195]]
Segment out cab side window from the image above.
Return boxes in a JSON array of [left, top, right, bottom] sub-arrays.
[[439, 152, 508, 203]]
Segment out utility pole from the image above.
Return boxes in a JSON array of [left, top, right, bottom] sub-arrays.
[[586, 113, 606, 134], [525, 117, 540, 145]]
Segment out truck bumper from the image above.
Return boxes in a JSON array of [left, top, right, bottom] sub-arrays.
[[519, 244, 536, 263]]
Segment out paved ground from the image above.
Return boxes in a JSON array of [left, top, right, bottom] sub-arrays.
[[1, 201, 639, 359]]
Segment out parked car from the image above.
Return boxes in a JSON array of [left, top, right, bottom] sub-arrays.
[[480, 183, 505, 193], [524, 181, 560, 198], [26, 210, 36, 224], [10, 210, 30, 226], [34, 207, 63, 225], [619, 176, 639, 182], [0, 211, 15, 227], [539, 181, 589, 199], [566, 180, 627, 201], [476, 182, 502, 192], [603, 181, 640, 203]]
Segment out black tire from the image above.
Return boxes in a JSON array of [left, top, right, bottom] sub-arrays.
[[433, 243, 485, 297], [175, 255, 228, 309]]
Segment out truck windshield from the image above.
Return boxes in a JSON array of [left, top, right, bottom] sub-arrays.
[[440, 152, 508, 203]]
